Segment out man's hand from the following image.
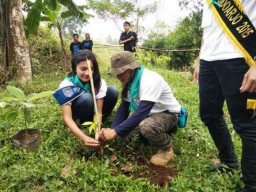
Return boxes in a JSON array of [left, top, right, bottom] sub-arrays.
[[129, 36, 134, 41], [193, 59, 200, 85], [240, 62, 256, 93], [99, 128, 117, 142]]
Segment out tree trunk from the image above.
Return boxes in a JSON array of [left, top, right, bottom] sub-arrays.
[[9, 0, 32, 83], [1, 0, 9, 82], [56, 21, 68, 70]]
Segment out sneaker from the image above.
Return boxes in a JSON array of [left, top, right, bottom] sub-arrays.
[[150, 147, 175, 166], [209, 163, 239, 173]]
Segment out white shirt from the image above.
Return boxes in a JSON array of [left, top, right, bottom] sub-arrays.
[[200, 0, 256, 61], [59, 78, 107, 105], [126, 68, 181, 115]]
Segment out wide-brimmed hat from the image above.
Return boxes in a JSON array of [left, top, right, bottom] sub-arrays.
[[108, 51, 142, 76]]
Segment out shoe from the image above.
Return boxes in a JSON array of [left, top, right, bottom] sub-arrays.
[[210, 163, 239, 173], [150, 147, 175, 166]]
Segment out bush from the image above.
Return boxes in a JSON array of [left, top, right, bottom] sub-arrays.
[[28, 27, 66, 74], [143, 12, 202, 70]]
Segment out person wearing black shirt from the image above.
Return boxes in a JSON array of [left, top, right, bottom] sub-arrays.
[[82, 33, 93, 51], [70, 34, 82, 59], [119, 21, 138, 52]]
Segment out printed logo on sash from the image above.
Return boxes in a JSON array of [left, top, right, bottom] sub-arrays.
[[62, 87, 73, 97]]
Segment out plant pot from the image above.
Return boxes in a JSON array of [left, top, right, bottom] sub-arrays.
[[11, 129, 42, 150]]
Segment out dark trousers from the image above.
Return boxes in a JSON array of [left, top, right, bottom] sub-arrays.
[[72, 86, 119, 124], [199, 58, 256, 191]]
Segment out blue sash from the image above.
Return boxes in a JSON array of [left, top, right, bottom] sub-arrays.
[[53, 86, 84, 106]]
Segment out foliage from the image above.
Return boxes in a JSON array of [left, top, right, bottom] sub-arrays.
[[143, 12, 202, 70], [134, 51, 171, 68], [0, 86, 53, 129], [178, 0, 203, 15], [87, 0, 158, 32], [82, 114, 102, 135], [23, 0, 89, 38], [61, 16, 88, 39], [28, 27, 64, 74]]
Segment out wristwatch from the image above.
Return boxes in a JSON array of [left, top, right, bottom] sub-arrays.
[[254, 56, 256, 61]]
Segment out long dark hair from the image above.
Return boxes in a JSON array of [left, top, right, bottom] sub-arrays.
[[68, 50, 101, 94]]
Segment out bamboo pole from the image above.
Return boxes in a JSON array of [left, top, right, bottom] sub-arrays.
[[87, 59, 100, 141]]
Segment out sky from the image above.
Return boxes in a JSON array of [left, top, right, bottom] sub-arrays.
[[74, 0, 184, 43]]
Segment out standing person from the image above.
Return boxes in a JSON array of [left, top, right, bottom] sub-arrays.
[[194, 1, 256, 191], [119, 21, 139, 52], [100, 51, 181, 166], [53, 50, 119, 148], [70, 34, 82, 59], [82, 33, 93, 51]]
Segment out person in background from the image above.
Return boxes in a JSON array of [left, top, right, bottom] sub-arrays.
[[82, 33, 93, 51], [70, 34, 82, 59], [100, 51, 181, 166], [119, 21, 139, 52], [193, 1, 256, 191], [53, 50, 118, 148]]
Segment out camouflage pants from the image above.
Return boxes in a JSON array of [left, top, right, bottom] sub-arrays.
[[122, 112, 178, 149]]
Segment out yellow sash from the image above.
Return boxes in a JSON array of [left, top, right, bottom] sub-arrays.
[[206, 0, 256, 110]]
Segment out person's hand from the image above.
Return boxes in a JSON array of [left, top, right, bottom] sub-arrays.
[[193, 60, 200, 85], [240, 62, 256, 93], [129, 36, 134, 40], [82, 135, 101, 149], [99, 128, 117, 142]]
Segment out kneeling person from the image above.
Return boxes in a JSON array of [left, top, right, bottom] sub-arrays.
[[53, 50, 118, 148], [100, 51, 181, 166]]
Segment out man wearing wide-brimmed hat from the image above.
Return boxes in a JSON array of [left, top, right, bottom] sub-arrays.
[[100, 51, 181, 166]]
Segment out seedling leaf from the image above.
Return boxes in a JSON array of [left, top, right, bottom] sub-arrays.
[[82, 121, 93, 126], [26, 91, 54, 102], [6, 86, 26, 100]]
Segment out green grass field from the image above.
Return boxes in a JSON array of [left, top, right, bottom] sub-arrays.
[[0, 50, 243, 192]]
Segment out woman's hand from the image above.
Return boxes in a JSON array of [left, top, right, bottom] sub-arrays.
[[82, 135, 101, 149]]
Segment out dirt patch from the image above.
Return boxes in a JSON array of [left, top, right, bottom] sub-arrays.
[[75, 147, 177, 187], [110, 152, 177, 187]]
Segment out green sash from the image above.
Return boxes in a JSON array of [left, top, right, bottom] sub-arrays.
[[66, 75, 91, 93], [128, 66, 145, 111]]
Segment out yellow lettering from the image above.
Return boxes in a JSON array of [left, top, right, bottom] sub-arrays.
[[222, 2, 231, 11], [227, 8, 237, 19], [242, 29, 254, 38], [236, 22, 250, 33], [230, 14, 243, 25], [219, 0, 227, 6], [224, 5, 233, 17]]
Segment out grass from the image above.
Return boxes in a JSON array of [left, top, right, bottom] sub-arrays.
[[0, 49, 244, 192]]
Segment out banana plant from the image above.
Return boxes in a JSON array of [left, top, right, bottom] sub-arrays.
[[0, 86, 53, 129]]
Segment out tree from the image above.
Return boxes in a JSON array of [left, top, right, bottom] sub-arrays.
[[61, 16, 88, 39], [178, 0, 203, 15], [1, 0, 32, 83], [143, 12, 202, 70], [24, 0, 90, 69], [88, 0, 158, 35]]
